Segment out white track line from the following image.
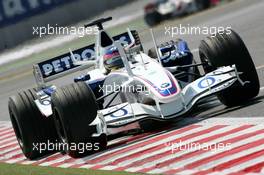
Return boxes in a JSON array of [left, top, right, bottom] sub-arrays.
[[0, 121, 264, 172], [58, 163, 77, 168], [22, 160, 39, 165], [0, 128, 14, 134], [119, 125, 239, 168], [125, 125, 262, 172], [261, 168, 264, 174], [163, 132, 264, 173], [0, 137, 16, 145], [96, 125, 215, 165], [83, 125, 202, 162], [0, 150, 23, 160], [21, 153, 64, 165], [0, 145, 20, 155], [221, 156, 264, 174], [85, 126, 201, 161], [0, 121, 12, 127], [0, 135, 16, 144], [0, 133, 15, 141], [3, 150, 23, 159], [256, 65, 264, 70], [0, 126, 13, 133], [39, 155, 72, 166], [174, 169, 199, 174], [0, 141, 18, 149], [195, 143, 264, 171], [5, 157, 26, 164], [0, 126, 12, 133], [99, 165, 120, 171], [199, 118, 264, 125], [79, 164, 96, 169]]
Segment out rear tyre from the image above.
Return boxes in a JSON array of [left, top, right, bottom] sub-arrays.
[[51, 82, 107, 158], [196, 0, 211, 10], [199, 30, 260, 107], [144, 11, 162, 26], [8, 89, 58, 160]]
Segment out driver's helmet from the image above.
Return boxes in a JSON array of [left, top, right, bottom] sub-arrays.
[[103, 46, 124, 71]]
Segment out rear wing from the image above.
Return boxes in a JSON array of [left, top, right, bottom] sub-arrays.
[[33, 30, 139, 87]]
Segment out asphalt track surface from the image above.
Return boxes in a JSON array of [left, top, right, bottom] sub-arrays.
[[0, 0, 263, 121], [0, 0, 264, 174]]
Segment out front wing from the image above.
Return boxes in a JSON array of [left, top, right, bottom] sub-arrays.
[[91, 65, 241, 136]]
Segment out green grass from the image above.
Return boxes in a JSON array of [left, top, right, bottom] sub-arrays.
[[0, 163, 143, 175]]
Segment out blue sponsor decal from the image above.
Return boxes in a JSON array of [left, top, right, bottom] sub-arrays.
[[110, 108, 128, 118], [42, 87, 55, 96], [198, 77, 216, 89], [37, 31, 132, 79], [38, 44, 96, 79], [0, 0, 73, 27]]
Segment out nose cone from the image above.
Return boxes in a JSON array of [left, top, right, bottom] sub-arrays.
[[133, 62, 181, 103], [146, 71, 181, 103]]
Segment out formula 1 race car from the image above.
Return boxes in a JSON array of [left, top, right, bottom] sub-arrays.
[[8, 17, 260, 159], [144, 0, 212, 26]]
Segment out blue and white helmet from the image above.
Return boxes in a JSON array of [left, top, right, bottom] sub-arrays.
[[103, 47, 124, 70]]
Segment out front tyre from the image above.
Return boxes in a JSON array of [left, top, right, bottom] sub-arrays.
[[8, 89, 58, 160], [51, 82, 107, 158], [199, 30, 260, 107]]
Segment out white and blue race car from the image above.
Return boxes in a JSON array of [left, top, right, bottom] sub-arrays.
[[8, 17, 259, 159]]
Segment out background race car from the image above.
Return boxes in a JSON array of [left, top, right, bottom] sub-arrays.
[[144, 0, 215, 26]]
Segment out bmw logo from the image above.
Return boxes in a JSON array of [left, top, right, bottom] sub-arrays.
[[198, 77, 216, 89], [161, 82, 170, 88], [41, 100, 51, 106]]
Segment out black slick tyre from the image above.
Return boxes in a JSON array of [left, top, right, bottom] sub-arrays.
[[51, 82, 107, 158], [199, 30, 260, 106], [8, 88, 58, 160]]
